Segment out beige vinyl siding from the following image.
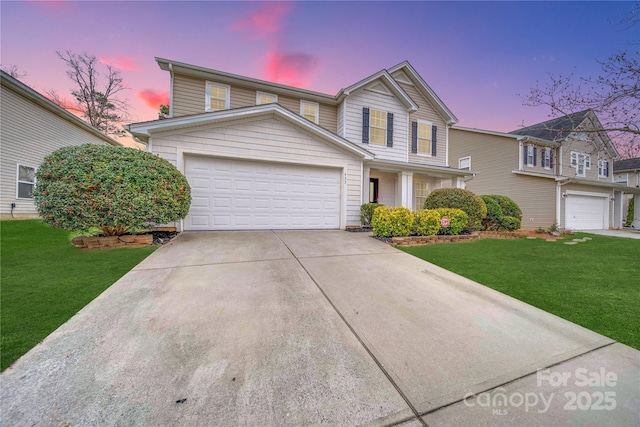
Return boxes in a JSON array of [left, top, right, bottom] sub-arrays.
[[337, 102, 345, 137], [0, 86, 112, 219], [369, 171, 397, 206], [397, 81, 447, 167], [343, 86, 408, 163], [172, 74, 205, 116], [151, 116, 363, 226], [560, 183, 614, 229], [561, 137, 613, 182], [521, 144, 557, 176], [449, 128, 556, 229]]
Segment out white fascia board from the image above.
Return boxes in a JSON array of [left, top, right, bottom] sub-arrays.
[[368, 158, 474, 178], [388, 61, 458, 124], [128, 104, 374, 160]]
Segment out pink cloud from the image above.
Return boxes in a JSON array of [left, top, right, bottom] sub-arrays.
[[137, 89, 170, 109], [264, 50, 319, 88], [99, 56, 139, 72], [230, 2, 291, 40]]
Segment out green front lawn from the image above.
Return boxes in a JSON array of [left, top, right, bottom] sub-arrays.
[[1, 220, 157, 371], [400, 234, 639, 350]]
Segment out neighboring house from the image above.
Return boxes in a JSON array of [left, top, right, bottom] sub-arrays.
[[613, 157, 640, 224], [0, 71, 120, 220], [450, 110, 640, 230], [128, 58, 472, 231]]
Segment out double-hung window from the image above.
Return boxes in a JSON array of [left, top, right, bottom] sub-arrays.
[[525, 144, 536, 167], [369, 109, 387, 146], [542, 148, 551, 169], [256, 91, 277, 105], [598, 158, 609, 177], [16, 164, 35, 199], [300, 101, 319, 123], [205, 82, 230, 111], [415, 182, 429, 210], [570, 151, 590, 177], [459, 156, 471, 171], [417, 121, 432, 155]]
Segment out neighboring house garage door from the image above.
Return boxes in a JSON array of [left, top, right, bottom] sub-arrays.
[[565, 194, 607, 230], [185, 156, 341, 230]]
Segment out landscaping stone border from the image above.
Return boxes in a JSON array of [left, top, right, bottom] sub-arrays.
[[72, 234, 153, 249], [389, 230, 565, 247]]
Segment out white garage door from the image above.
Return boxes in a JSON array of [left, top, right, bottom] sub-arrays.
[[185, 156, 341, 230], [565, 194, 607, 230]]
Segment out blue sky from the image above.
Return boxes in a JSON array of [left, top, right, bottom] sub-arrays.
[[1, 1, 635, 133]]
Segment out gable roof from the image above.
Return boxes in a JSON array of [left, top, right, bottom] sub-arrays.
[[335, 69, 418, 111], [509, 110, 592, 141], [510, 109, 619, 159], [388, 61, 458, 125], [613, 157, 640, 172], [126, 103, 374, 160], [0, 70, 120, 146]]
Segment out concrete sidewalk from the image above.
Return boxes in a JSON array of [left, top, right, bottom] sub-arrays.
[[1, 231, 638, 426]]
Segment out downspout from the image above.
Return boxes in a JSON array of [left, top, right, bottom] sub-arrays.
[[556, 178, 572, 228], [168, 63, 174, 118]]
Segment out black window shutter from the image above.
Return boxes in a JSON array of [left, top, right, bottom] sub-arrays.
[[431, 125, 438, 156], [411, 121, 418, 153], [523, 146, 528, 164], [362, 107, 370, 144], [387, 113, 394, 147], [533, 146, 537, 166], [606, 161, 609, 177], [550, 150, 554, 169]]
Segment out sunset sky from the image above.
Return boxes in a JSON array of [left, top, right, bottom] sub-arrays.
[[1, 1, 635, 138]]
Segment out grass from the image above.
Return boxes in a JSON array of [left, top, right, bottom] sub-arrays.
[[1, 220, 157, 371], [400, 233, 639, 350]]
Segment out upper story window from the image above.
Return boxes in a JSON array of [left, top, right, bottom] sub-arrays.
[[369, 109, 387, 146], [459, 156, 471, 171], [205, 82, 230, 111], [524, 144, 536, 167], [570, 151, 591, 177], [417, 121, 432, 155], [300, 101, 319, 124], [256, 91, 277, 105], [541, 148, 553, 170], [16, 164, 35, 199], [598, 158, 610, 177], [362, 107, 393, 147]]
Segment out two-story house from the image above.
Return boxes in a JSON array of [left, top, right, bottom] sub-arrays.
[[450, 110, 640, 230], [0, 71, 120, 220], [127, 59, 471, 231]]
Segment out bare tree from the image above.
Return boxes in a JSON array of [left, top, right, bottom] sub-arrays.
[[1, 64, 27, 79], [523, 4, 639, 159], [48, 51, 130, 137]]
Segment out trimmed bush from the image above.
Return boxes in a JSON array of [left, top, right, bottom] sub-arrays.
[[627, 197, 634, 226], [413, 209, 441, 236], [423, 188, 487, 230], [372, 206, 414, 237], [360, 203, 383, 227], [34, 144, 191, 236], [434, 208, 468, 235], [500, 216, 522, 231], [481, 195, 503, 230], [485, 195, 522, 220]]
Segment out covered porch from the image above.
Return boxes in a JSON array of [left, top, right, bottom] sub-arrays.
[[363, 159, 474, 211]]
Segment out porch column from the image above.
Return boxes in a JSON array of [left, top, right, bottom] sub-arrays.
[[362, 166, 370, 205], [613, 191, 623, 229], [452, 176, 464, 189], [397, 171, 413, 209]]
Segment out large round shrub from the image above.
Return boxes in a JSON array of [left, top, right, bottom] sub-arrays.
[[485, 195, 522, 220], [423, 188, 487, 230], [434, 208, 468, 235], [500, 216, 521, 231], [413, 209, 441, 236], [480, 195, 503, 230], [371, 206, 414, 237], [34, 144, 191, 236]]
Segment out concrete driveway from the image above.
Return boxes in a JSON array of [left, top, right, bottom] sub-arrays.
[[580, 229, 640, 239], [2, 231, 638, 426]]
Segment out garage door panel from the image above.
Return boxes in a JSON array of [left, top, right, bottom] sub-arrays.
[[566, 194, 607, 230], [186, 156, 341, 230]]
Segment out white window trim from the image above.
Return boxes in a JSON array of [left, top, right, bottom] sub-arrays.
[[16, 163, 36, 199], [526, 144, 535, 167], [416, 119, 433, 157], [300, 100, 319, 124], [598, 158, 608, 178], [369, 108, 387, 146], [458, 156, 471, 171], [256, 91, 278, 105], [205, 81, 230, 111], [570, 150, 590, 177], [542, 149, 551, 170]]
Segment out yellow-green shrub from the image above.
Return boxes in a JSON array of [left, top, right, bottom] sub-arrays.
[[372, 206, 414, 237], [413, 209, 441, 236], [434, 208, 468, 235]]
